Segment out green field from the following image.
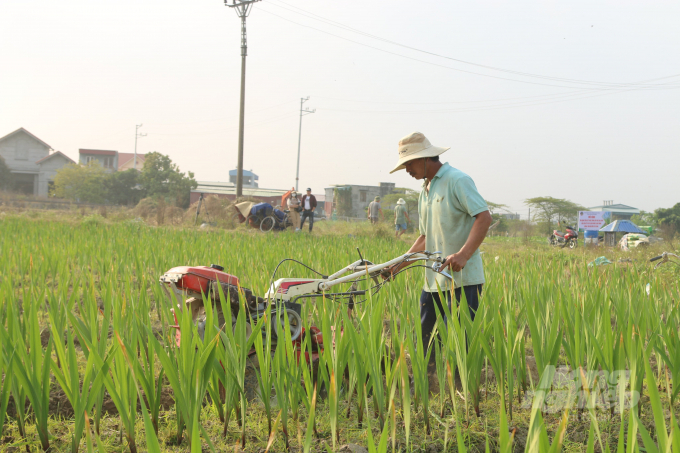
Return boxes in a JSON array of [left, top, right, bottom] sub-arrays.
[[1, 215, 679, 452]]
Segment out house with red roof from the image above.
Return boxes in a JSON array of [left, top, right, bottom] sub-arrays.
[[117, 152, 146, 171], [78, 149, 146, 172]]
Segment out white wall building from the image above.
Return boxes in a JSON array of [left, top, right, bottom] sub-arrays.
[[0, 128, 74, 196]]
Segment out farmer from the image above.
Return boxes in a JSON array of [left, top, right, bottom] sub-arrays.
[[287, 190, 302, 232], [394, 198, 410, 238], [384, 132, 492, 358], [300, 188, 317, 232], [368, 196, 383, 224]]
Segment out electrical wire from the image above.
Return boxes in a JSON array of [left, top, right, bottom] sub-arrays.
[[260, 5, 680, 105], [311, 90, 596, 105], [259, 8, 618, 91], [316, 78, 680, 115], [266, 0, 680, 89]]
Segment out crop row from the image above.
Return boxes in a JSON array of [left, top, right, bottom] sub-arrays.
[[1, 218, 679, 452]]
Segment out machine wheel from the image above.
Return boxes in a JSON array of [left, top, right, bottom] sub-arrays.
[[568, 239, 577, 249], [548, 235, 556, 246], [260, 216, 275, 232], [274, 308, 303, 341]]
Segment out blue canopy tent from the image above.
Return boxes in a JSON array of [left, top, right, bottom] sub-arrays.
[[600, 220, 646, 246]]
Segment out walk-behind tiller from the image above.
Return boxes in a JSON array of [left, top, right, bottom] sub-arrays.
[[159, 250, 451, 363]]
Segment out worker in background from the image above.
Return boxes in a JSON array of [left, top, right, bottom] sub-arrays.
[[368, 196, 383, 224], [300, 188, 317, 232], [287, 190, 302, 231], [394, 198, 410, 238]]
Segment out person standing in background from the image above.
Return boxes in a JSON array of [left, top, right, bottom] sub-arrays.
[[300, 188, 317, 232], [287, 190, 301, 231], [368, 196, 383, 224], [394, 197, 410, 238]]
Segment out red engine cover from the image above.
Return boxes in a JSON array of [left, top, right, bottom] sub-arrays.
[[165, 266, 239, 295]]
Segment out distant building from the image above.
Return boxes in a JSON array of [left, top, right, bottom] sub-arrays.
[[314, 194, 326, 218], [117, 152, 146, 171], [0, 128, 75, 196], [79, 149, 148, 172], [228, 169, 258, 188], [588, 202, 640, 220], [79, 149, 118, 172], [324, 182, 396, 218], [190, 181, 285, 205]]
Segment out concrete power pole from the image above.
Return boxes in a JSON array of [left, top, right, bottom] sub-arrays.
[[226, 0, 260, 197], [134, 124, 146, 170], [295, 97, 315, 192]]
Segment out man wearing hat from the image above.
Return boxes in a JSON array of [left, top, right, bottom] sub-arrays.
[[367, 196, 384, 224], [394, 198, 410, 238], [300, 188, 317, 232], [385, 132, 492, 358]]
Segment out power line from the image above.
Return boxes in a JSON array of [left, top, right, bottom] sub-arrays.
[[315, 80, 680, 114], [259, 8, 680, 92], [312, 90, 595, 105], [266, 0, 680, 89]]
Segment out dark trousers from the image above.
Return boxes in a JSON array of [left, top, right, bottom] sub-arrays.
[[419, 285, 482, 358], [300, 210, 314, 231]]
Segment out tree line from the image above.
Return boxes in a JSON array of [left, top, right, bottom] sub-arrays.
[[524, 196, 680, 242], [52, 152, 197, 208]]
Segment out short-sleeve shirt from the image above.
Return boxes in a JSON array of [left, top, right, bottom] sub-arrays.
[[418, 163, 488, 291], [395, 205, 407, 224], [368, 201, 381, 218]]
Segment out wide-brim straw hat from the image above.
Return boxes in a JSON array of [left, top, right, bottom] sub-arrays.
[[234, 201, 255, 217], [390, 132, 450, 174], [397, 198, 406, 205]]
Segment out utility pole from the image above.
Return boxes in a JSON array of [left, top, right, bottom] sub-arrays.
[[226, 0, 260, 197], [295, 97, 315, 192], [134, 124, 146, 170]]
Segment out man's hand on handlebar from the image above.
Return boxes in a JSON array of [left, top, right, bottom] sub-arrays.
[[441, 252, 467, 273]]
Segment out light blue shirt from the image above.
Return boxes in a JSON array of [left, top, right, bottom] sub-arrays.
[[418, 163, 488, 291]]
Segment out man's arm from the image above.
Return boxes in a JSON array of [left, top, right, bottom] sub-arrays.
[[441, 210, 492, 272], [382, 234, 426, 279], [406, 234, 426, 253]]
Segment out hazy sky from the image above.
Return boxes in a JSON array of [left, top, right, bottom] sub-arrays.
[[2, 0, 679, 215]]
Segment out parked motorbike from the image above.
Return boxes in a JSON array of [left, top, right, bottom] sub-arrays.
[[548, 225, 579, 249]]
